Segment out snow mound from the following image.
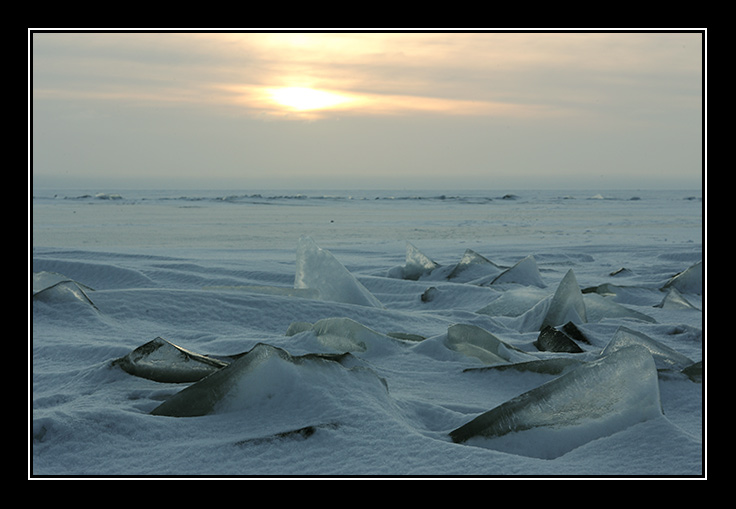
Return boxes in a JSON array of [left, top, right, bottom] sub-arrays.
[[286, 317, 402, 355], [151, 343, 388, 418]]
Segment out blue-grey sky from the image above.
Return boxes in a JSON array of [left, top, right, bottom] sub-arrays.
[[30, 31, 704, 190]]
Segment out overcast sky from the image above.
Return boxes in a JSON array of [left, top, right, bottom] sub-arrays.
[[30, 31, 704, 190]]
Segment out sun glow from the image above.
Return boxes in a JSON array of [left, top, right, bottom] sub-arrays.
[[268, 87, 351, 111]]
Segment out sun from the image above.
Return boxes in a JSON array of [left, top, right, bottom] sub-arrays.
[[268, 87, 350, 112]]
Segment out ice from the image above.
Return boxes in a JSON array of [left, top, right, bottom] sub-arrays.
[[662, 261, 703, 295], [112, 337, 228, 383], [294, 236, 384, 308], [534, 325, 585, 353], [449, 345, 663, 458], [656, 287, 699, 310], [582, 292, 656, 323], [541, 269, 586, 329], [490, 255, 545, 288], [444, 323, 535, 365], [446, 249, 504, 283], [393, 242, 441, 280], [286, 317, 401, 355], [601, 326, 695, 371], [32, 271, 97, 308], [31, 187, 704, 477], [476, 286, 548, 318]]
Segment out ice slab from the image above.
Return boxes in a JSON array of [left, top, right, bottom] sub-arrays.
[[601, 326, 694, 371], [540, 269, 586, 329], [464, 357, 586, 376], [656, 287, 699, 310], [32, 271, 97, 309], [446, 249, 504, 283], [401, 242, 440, 280], [112, 337, 228, 383], [490, 255, 545, 288], [294, 236, 383, 308], [476, 286, 548, 318], [662, 261, 702, 295], [444, 323, 534, 365], [583, 292, 656, 323], [449, 345, 663, 457]]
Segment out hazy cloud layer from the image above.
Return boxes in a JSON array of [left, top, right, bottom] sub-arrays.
[[30, 31, 704, 189]]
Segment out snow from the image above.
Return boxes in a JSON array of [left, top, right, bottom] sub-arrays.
[[30, 188, 704, 478]]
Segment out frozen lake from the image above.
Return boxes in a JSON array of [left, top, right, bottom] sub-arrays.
[[30, 187, 704, 477]]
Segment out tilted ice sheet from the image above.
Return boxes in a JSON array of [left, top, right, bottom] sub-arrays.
[[449, 345, 663, 458], [294, 236, 384, 308]]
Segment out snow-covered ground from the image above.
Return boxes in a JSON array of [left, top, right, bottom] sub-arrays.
[[30, 188, 704, 477]]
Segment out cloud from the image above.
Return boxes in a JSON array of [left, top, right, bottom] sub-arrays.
[[30, 31, 704, 188], [33, 32, 701, 120]]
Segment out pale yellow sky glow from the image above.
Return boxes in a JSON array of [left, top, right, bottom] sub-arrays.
[[30, 30, 704, 189], [35, 32, 701, 120], [269, 87, 351, 111]]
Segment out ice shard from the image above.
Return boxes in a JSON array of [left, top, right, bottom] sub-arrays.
[[445, 323, 534, 365], [540, 269, 586, 329], [449, 345, 662, 445], [583, 292, 656, 323], [463, 357, 585, 376], [656, 287, 699, 310], [476, 286, 548, 318], [112, 337, 228, 383], [662, 261, 702, 295], [402, 242, 440, 280], [32, 271, 98, 309], [446, 249, 504, 283], [490, 255, 545, 288], [601, 326, 694, 371], [294, 236, 383, 308]]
